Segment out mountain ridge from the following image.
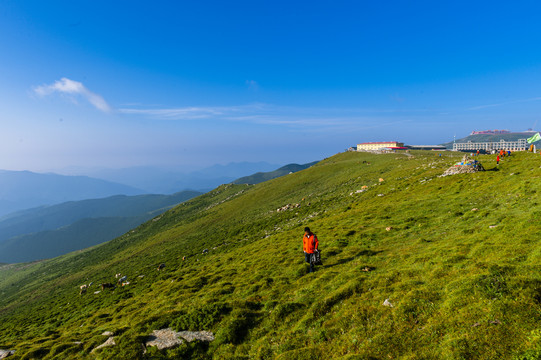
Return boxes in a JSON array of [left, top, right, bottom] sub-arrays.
[[0, 190, 202, 263], [232, 161, 319, 184], [0, 170, 146, 217]]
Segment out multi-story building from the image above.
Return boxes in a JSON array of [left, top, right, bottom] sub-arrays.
[[356, 141, 405, 151], [453, 139, 527, 152]]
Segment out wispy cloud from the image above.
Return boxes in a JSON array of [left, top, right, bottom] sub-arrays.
[[468, 97, 541, 111], [118, 104, 266, 121], [118, 103, 428, 132], [33, 77, 112, 113]]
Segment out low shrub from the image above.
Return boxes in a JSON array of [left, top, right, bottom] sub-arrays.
[[171, 302, 230, 331]]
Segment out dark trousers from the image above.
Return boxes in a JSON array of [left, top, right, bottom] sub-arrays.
[[305, 252, 314, 273]]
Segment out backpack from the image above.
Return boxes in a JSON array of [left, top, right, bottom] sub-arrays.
[[311, 250, 322, 266]]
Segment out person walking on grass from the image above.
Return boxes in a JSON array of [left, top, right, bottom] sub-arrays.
[[303, 227, 319, 273], [497, 154, 500, 166]]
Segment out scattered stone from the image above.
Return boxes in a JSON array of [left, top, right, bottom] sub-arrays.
[[102, 331, 114, 336], [490, 319, 502, 325], [385, 227, 392, 231], [0, 349, 15, 359], [94, 291, 101, 295], [472, 322, 481, 327], [489, 225, 498, 229], [177, 331, 215, 342], [145, 328, 215, 350], [379, 178, 384, 182], [471, 208, 479, 211], [377, 194, 385, 197], [145, 329, 184, 350], [383, 299, 394, 307], [350, 189, 366, 195], [93, 337, 116, 352], [276, 203, 301, 212], [361, 185, 369, 190], [361, 267, 372, 272], [138, 275, 145, 278]]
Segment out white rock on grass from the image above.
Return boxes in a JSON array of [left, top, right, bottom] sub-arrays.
[[92, 337, 116, 352], [145, 328, 215, 350], [383, 298, 394, 307], [0, 349, 15, 359]]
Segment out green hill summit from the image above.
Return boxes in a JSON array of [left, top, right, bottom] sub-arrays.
[[1, 150, 541, 359]]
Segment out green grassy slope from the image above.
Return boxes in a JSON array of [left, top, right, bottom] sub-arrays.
[[1, 151, 541, 359]]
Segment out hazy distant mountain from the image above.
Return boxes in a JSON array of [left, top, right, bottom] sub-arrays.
[[0, 190, 202, 263], [0, 170, 146, 217], [232, 161, 319, 184], [0, 217, 148, 263], [192, 162, 280, 178], [75, 161, 281, 193]]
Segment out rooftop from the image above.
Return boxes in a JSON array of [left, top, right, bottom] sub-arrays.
[[358, 141, 401, 145]]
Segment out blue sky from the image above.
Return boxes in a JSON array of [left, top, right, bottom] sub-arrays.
[[1, 1, 541, 171]]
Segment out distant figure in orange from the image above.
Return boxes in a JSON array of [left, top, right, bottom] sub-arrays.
[[302, 227, 319, 273], [497, 154, 500, 166]]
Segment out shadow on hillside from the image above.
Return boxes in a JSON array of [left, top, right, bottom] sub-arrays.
[[486, 167, 500, 172], [323, 249, 382, 269]]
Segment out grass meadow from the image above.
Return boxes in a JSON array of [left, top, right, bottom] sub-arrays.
[[1, 150, 541, 359]]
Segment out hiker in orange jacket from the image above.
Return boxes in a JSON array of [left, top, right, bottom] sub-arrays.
[[303, 227, 319, 273]]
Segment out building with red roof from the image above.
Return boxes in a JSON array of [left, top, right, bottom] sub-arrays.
[[356, 141, 404, 151]]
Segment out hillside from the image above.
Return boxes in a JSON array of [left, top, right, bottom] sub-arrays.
[[232, 161, 318, 184], [0, 151, 541, 359], [0, 170, 146, 217], [441, 132, 536, 149]]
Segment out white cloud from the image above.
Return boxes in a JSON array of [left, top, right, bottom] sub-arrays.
[[33, 77, 112, 113]]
